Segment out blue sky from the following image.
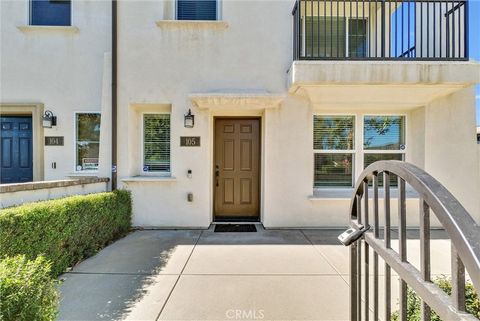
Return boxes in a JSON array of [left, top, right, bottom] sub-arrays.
[[391, 2, 480, 124], [471, 1, 480, 125]]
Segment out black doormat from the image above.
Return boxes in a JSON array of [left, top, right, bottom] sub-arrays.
[[214, 224, 257, 233]]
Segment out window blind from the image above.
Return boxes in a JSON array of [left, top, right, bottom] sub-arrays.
[[143, 114, 170, 172], [177, 0, 217, 21], [305, 17, 346, 58], [30, 0, 71, 26], [314, 154, 353, 187], [364, 116, 405, 150], [348, 18, 367, 58], [313, 115, 354, 150]]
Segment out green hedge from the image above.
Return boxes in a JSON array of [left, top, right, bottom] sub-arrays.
[[0, 190, 131, 276], [0, 255, 59, 321], [392, 277, 480, 320]]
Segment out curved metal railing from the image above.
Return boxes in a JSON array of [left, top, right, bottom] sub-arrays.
[[348, 161, 480, 321]]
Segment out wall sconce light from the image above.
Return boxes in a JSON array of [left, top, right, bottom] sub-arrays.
[[184, 109, 194, 128], [42, 110, 57, 128]]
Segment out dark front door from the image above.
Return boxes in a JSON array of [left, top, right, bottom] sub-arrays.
[[1, 116, 33, 184], [214, 118, 260, 220]]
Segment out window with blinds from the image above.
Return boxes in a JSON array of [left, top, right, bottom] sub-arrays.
[[348, 18, 367, 58], [314, 115, 354, 150], [314, 153, 354, 187], [305, 17, 346, 58], [30, 0, 71, 26], [304, 17, 367, 58], [364, 116, 406, 187], [143, 114, 170, 173], [177, 0, 217, 21], [364, 116, 405, 150], [313, 115, 355, 188]]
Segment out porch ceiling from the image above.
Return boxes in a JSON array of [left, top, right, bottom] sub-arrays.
[[288, 61, 480, 109]]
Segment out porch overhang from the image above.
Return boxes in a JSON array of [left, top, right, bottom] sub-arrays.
[[189, 93, 285, 110], [288, 61, 480, 109]]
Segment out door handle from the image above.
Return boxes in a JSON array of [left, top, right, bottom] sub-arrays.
[[215, 165, 219, 187]]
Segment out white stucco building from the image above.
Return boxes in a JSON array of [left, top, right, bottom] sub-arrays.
[[1, 0, 479, 228]]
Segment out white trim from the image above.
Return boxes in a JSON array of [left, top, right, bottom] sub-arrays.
[[217, 0, 222, 20], [122, 176, 177, 183], [362, 113, 408, 154], [301, 15, 369, 58], [210, 116, 264, 224], [313, 113, 357, 152], [313, 112, 407, 189], [140, 111, 172, 177], [313, 114, 357, 188], [314, 149, 356, 153], [73, 112, 101, 174], [346, 16, 369, 58], [156, 20, 228, 30], [17, 25, 79, 33]]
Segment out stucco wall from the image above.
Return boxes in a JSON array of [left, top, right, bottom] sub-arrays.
[[0, 179, 109, 208], [2, 0, 478, 227], [113, 0, 480, 228], [0, 0, 111, 180], [424, 87, 480, 223], [116, 0, 293, 228]]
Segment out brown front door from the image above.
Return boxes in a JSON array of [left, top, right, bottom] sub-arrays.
[[214, 118, 260, 220]]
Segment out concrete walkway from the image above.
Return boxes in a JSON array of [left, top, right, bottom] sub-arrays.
[[58, 226, 451, 321]]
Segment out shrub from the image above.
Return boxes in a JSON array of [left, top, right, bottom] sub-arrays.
[[0, 255, 59, 321], [392, 276, 480, 320], [0, 190, 131, 276]]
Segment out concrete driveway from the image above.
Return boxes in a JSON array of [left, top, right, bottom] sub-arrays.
[[58, 226, 451, 321]]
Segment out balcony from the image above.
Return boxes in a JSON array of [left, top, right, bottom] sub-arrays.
[[292, 0, 468, 61]]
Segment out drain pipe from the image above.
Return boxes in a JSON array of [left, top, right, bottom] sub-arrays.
[[111, 0, 118, 190]]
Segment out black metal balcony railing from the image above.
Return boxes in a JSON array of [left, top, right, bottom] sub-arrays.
[[292, 0, 468, 60]]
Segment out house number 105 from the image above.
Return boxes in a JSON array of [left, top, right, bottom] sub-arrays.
[[180, 136, 200, 147]]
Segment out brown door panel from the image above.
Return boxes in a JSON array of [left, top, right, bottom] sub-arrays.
[[214, 118, 260, 219]]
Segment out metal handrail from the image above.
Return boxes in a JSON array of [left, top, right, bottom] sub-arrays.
[[292, 0, 469, 61], [348, 160, 480, 321]]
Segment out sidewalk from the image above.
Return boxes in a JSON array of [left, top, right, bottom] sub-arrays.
[[58, 226, 451, 321]]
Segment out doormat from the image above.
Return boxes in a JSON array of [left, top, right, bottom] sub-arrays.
[[214, 224, 257, 232]]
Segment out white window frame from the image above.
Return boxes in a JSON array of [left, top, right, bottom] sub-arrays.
[[174, 0, 222, 20], [346, 17, 369, 58], [141, 112, 171, 177], [362, 113, 407, 161], [313, 114, 357, 189], [301, 16, 369, 58], [73, 111, 101, 173], [313, 113, 408, 190]]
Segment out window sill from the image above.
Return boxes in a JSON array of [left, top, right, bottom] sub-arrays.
[[309, 189, 354, 200], [309, 187, 419, 200], [155, 20, 228, 30], [67, 172, 99, 178], [121, 176, 177, 183], [17, 25, 79, 33]]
